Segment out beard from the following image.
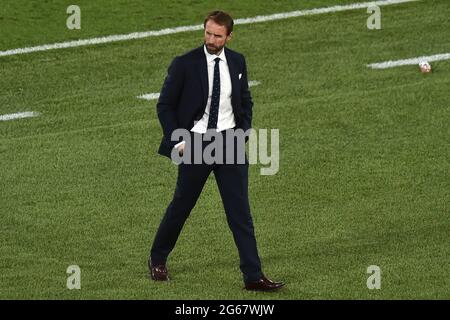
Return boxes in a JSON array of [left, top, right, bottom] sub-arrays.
[[205, 42, 224, 55]]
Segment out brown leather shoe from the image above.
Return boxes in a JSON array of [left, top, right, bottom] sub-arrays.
[[148, 259, 169, 281], [244, 276, 284, 291]]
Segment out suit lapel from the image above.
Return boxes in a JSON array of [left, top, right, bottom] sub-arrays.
[[225, 48, 239, 106]]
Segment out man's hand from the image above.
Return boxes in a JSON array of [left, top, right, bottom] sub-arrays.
[[177, 142, 185, 156]]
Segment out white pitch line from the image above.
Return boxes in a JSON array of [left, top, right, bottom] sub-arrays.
[[234, 0, 418, 24], [0, 111, 40, 121], [368, 53, 450, 69], [248, 80, 261, 87], [137, 93, 161, 101], [0, 0, 419, 57], [138, 80, 261, 101]]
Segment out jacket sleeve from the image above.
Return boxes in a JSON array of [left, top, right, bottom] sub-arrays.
[[240, 56, 253, 133], [156, 56, 184, 147]]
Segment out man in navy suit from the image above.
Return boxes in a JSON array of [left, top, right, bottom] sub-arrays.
[[149, 11, 284, 291]]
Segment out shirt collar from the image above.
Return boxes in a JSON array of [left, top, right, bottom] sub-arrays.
[[203, 45, 227, 63]]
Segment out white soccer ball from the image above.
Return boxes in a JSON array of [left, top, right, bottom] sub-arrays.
[[419, 61, 432, 73]]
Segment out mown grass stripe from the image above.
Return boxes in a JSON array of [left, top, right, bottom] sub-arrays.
[[0, 0, 419, 57]]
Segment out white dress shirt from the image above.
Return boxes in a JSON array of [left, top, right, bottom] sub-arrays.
[[175, 45, 236, 149]]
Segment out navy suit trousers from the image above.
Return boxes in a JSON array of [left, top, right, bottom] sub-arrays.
[[150, 129, 263, 282]]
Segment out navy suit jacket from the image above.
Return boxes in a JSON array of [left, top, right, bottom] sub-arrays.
[[156, 45, 253, 159]]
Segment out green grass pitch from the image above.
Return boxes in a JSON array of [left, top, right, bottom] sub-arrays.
[[0, 0, 449, 299]]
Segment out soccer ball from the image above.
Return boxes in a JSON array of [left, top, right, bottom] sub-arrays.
[[419, 61, 432, 73]]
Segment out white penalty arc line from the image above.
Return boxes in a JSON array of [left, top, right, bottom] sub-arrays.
[[0, 0, 419, 57], [0, 111, 40, 121], [137, 80, 261, 101], [368, 53, 450, 69]]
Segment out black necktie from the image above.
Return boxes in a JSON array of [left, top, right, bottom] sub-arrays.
[[207, 57, 221, 129]]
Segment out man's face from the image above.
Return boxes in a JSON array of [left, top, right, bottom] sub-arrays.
[[204, 20, 232, 55]]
